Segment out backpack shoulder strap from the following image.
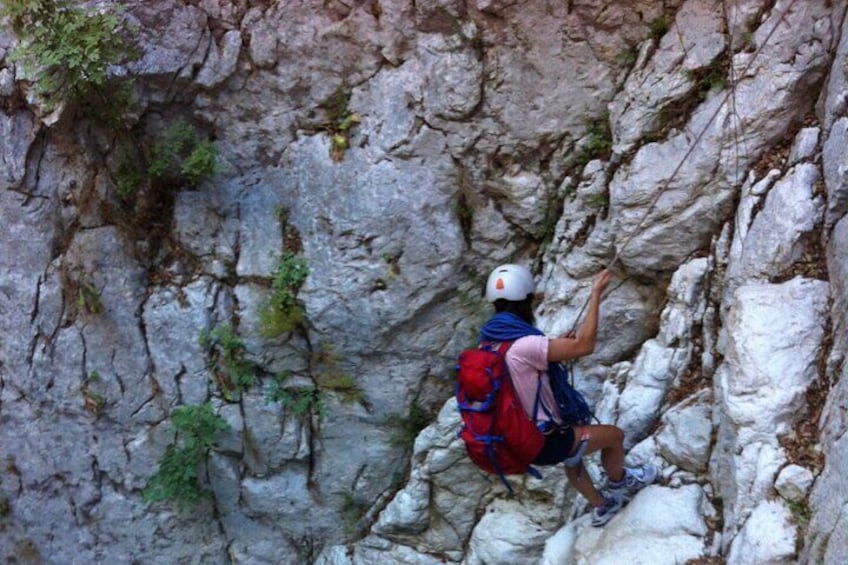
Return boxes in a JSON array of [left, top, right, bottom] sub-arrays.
[[478, 340, 513, 355]]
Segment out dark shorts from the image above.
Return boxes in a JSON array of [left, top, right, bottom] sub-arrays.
[[533, 426, 576, 466]]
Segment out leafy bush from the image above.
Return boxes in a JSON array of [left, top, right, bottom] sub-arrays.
[[387, 403, 429, 450], [115, 155, 144, 199], [340, 491, 370, 534], [321, 87, 360, 162], [267, 374, 326, 418], [77, 277, 103, 314], [149, 120, 219, 187], [199, 326, 256, 399], [684, 58, 728, 101], [311, 342, 364, 404], [142, 403, 229, 507], [180, 140, 218, 185], [574, 115, 612, 169], [2, 0, 135, 105], [259, 252, 309, 337], [648, 16, 671, 41], [318, 373, 364, 404]]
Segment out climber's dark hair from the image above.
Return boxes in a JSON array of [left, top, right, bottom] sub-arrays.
[[493, 295, 535, 326]]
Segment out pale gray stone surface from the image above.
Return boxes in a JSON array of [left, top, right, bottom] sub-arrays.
[[727, 500, 797, 565], [544, 485, 710, 565], [714, 278, 830, 544], [823, 116, 848, 228], [724, 163, 825, 300], [2, 0, 848, 563], [656, 394, 713, 473], [611, 0, 837, 276], [775, 464, 816, 504], [194, 29, 242, 89], [788, 127, 820, 166], [0, 110, 39, 189]]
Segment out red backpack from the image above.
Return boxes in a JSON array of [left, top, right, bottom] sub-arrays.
[[455, 342, 545, 492]]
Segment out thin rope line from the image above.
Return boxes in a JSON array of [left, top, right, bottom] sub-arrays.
[[569, 0, 799, 330]]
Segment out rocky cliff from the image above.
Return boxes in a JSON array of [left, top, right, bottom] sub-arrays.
[[1, 0, 847, 563]]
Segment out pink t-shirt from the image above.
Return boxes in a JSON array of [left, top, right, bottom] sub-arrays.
[[503, 335, 562, 426]]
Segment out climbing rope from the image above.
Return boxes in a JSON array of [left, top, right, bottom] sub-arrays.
[[568, 0, 801, 330]]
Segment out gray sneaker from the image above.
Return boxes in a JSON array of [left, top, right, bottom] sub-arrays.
[[608, 465, 658, 501], [590, 493, 623, 527]]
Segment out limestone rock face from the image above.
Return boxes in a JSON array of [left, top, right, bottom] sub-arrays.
[[1, 0, 848, 563], [713, 278, 829, 544]]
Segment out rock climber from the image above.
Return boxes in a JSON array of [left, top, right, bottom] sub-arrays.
[[480, 263, 657, 526]]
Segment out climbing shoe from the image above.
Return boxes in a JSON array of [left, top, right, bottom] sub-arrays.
[[607, 464, 658, 501], [590, 493, 623, 527]]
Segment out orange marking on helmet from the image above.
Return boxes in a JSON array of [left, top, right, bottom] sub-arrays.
[[496, 278, 504, 290]]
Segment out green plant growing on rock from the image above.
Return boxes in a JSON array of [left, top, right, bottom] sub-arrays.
[[574, 115, 613, 169], [148, 120, 219, 187], [311, 342, 365, 404], [616, 46, 639, 67], [538, 213, 560, 254], [684, 58, 728, 101], [381, 252, 401, 282], [259, 252, 309, 337], [386, 403, 429, 450], [266, 371, 291, 404], [1, 0, 136, 110], [267, 373, 326, 419], [142, 402, 229, 507], [82, 369, 106, 416], [321, 87, 361, 162], [786, 498, 812, 536], [115, 154, 145, 199], [320, 372, 364, 404], [586, 193, 609, 209], [200, 326, 256, 399], [77, 276, 103, 315], [82, 388, 105, 417], [340, 491, 370, 534], [648, 15, 671, 41]]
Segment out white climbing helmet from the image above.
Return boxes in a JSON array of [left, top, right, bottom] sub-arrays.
[[485, 264, 535, 302]]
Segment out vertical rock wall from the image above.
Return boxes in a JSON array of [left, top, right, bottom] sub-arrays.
[[0, 0, 847, 563]]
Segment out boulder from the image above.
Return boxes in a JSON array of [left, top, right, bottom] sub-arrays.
[[543, 485, 711, 565], [775, 464, 815, 503], [726, 500, 797, 565]]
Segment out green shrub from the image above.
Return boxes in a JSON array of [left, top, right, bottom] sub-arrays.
[[149, 120, 219, 186], [616, 47, 639, 66], [586, 193, 609, 209], [115, 155, 144, 199], [648, 16, 671, 41], [82, 388, 105, 417], [321, 87, 360, 162], [2, 0, 135, 106], [77, 278, 103, 314], [684, 58, 728, 100], [199, 326, 256, 398], [320, 373, 364, 404], [267, 374, 326, 419], [387, 403, 429, 450], [310, 342, 364, 404], [259, 252, 309, 337], [340, 491, 370, 534], [574, 115, 612, 169], [181, 140, 218, 185], [142, 402, 229, 507]]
